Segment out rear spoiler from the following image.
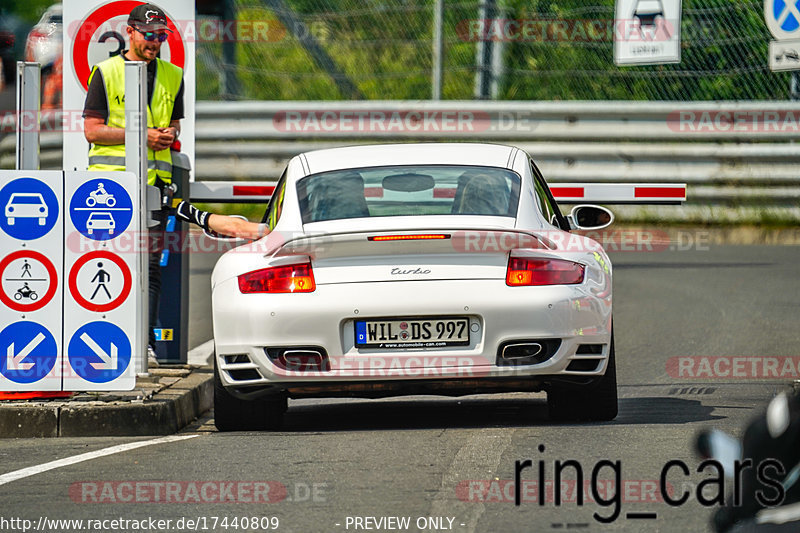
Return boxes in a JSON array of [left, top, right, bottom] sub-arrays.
[[190, 181, 687, 205]]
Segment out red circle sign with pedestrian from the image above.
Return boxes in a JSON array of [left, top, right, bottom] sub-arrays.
[[68, 251, 132, 312], [71, 1, 186, 90], [0, 250, 58, 312]]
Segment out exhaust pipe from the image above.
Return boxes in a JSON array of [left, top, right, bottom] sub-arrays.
[[502, 343, 543, 360]]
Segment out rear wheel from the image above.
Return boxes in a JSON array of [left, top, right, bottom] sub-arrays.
[[213, 353, 287, 431], [548, 332, 618, 422]]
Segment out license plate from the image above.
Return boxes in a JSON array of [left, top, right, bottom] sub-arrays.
[[355, 317, 470, 348]]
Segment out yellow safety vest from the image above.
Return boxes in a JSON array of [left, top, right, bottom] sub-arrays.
[[87, 55, 183, 185]]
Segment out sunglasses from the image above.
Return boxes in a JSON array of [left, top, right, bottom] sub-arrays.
[[133, 27, 169, 42]]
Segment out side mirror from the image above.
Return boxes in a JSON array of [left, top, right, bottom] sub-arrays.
[[567, 205, 614, 231], [202, 214, 250, 241]]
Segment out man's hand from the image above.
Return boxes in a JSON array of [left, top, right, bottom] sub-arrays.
[[147, 127, 176, 151]]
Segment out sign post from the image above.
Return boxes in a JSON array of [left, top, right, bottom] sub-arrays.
[[124, 61, 149, 377], [16, 62, 41, 171]]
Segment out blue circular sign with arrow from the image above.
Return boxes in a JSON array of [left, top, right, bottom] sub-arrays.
[[67, 321, 132, 383], [69, 178, 133, 241], [0, 178, 59, 240], [0, 321, 58, 384]]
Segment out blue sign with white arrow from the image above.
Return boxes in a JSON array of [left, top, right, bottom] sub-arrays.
[[0, 178, 59, 240], [67, 322, 131, 383], [0, 321, 58, 384], [69, 178, 133, 241]]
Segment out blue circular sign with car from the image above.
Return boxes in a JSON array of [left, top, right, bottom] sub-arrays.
[[69, 178, 133, 241], [0, 177, 59, 240]]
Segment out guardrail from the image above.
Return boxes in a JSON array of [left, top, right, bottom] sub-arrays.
[[2, 101, 800, 222]]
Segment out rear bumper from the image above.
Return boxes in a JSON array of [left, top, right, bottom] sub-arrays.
[[212, 279, 612, 398]]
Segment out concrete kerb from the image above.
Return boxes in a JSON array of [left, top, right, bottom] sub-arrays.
[[0, 366, 213, 438]]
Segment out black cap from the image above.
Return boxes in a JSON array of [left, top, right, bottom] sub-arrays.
[[127, 3, 172, 32]]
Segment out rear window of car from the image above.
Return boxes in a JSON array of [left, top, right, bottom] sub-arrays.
[[297, 165, 520, 223]]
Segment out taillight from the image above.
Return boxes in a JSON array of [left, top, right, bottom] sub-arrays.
[[506, 257, 584, 286], [238, 263, 315, 293]]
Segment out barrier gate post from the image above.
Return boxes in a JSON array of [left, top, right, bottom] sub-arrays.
[[153, 152, 190, 364], [16, 62, 40, 171], [124, 61, 149, 377]]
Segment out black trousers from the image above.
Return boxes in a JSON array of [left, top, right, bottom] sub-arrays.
[[148, 205, 168, 349]]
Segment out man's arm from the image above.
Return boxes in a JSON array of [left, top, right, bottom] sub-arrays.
[[175, 201, 268, 240], [85, 117, 176, 151]]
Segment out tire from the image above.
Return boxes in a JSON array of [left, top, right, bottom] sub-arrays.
[[86, 197, 96, 207], [29, 292, 38, 301], [106, 197, 116, 207], [213, 353, 286, 431], [14, 292, 21, 300], [548, 331, 618, 422]]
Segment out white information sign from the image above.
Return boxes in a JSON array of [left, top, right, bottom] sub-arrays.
[[614, 0, 683, 65], [0, 171, 64, 391], [0, 170, 140, 392], [63, 171, 139, 391], [770, 39, 800, 71], [62, 0, 195, 175]]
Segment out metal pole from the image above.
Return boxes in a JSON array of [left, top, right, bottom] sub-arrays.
[[221, 0, 241, 99], [490, 6, 504, 100], [473, 0, 495, 100], [125, 61, 149, 376], [432, 0, 444, 100], [16, 62, 41, 170]]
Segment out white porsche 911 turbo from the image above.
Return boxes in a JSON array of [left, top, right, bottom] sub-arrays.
[[211, 143, 616, 430]]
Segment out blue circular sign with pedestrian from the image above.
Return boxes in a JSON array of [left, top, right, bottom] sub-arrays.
[[0, 321, 58, 384], [0, 178, 59, 240], [69, 178, 133, 241], [67, 322, 132, 383]]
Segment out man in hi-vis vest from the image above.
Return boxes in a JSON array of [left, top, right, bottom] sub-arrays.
[[83, 3, 184, 366]]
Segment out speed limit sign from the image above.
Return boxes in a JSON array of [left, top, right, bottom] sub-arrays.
[[62, 0, 195, 174]]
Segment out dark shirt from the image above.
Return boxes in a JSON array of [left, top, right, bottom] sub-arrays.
[[82, 53, 184, 122]]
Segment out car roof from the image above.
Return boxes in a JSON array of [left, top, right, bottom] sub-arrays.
[[300, 143, 517, 176]]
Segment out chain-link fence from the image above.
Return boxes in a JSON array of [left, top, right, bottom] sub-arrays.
[[196, 0, 791, 101]]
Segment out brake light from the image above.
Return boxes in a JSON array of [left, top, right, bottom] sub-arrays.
[[506, 257, 584, 286], [369, 234, 450, 241], [238, 263, 315, 293]]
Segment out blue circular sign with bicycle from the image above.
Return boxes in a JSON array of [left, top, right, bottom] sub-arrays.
[[0, 178, 59, 240], [69, 178, 133, 241], [766, 0, 800, 39]]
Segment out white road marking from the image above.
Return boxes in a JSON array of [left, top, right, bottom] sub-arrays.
[[428, 428, 515, 533], [0, 434, 198, 486]]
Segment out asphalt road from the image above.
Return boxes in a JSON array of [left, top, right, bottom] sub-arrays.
[[1, 241, 799, 533]]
